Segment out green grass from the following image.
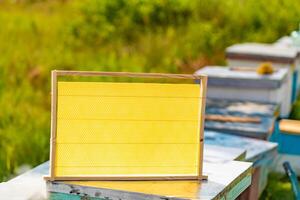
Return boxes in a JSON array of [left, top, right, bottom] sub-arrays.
[[261, 173, 296, 200], [1, 1, 300, 193]]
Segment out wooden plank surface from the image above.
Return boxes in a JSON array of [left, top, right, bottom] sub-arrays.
[[279, 119, 300, 135], [206, 114, 261, 123]]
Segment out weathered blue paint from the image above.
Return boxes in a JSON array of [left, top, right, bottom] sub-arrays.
[[270, 121, 300, 155], [277, 133, 300, 155], [205, 116, 275, 140], [204, 130, 277, 167], [292, 71, 298, 103], [204, 98, 277, 139], [205, 98, 279, 118], [226, 173, 252, 200], [49, 192, 103, 200]]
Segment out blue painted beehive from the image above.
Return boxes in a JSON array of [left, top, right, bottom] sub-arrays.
[[204, 130, 277, 198], [269, 119, 300, 174], [205, 98, 280, 118], [271, 119, 300, 155], [204, 98, 278, 139]]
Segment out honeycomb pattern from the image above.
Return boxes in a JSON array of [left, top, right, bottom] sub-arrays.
[[55, 81, 203, 177]]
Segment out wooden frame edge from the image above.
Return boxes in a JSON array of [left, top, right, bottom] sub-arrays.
[[49, 70, 58, 181], [54, 70, 206, 79], [198, 76, 207, 180], [44, 175, 208, 181]]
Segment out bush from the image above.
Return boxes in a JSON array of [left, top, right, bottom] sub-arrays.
[[70, 0, 193, 45]]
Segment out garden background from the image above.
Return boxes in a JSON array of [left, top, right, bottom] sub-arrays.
[[1, 0, 300, 199]]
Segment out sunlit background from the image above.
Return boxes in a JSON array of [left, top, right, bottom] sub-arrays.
[[1, 0, 300, 199]]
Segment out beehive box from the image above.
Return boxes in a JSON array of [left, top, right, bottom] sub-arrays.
[[204, 115, 274, 140], [271, 119, 300, 155], [269, 119, 300, 174], [204, 130, 277, 199], [205, 98, 280, 118], [226, 43, 300, 102], [195, 66, 290, 117], [204, 98, 277, 139]]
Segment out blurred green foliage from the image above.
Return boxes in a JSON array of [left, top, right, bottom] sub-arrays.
[[0, 1, 300, 195], [260, 173, 296, 200], [71, 0, 192, 44]]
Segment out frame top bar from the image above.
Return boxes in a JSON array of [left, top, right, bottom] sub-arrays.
[[53, 70, 207, 80]]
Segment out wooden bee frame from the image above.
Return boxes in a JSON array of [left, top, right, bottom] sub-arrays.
[[45, 70, 207, 181]]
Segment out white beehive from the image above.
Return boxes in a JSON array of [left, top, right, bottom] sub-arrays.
[[226, 43, 300, 102], [195, 66, 290, 117]]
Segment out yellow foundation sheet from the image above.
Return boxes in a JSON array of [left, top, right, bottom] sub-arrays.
[[54, 81, 203, 178]]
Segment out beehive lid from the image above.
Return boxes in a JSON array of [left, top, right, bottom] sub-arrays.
[[195, 66, 288, 89], [274, 37, 300, 53], [226, 43, 299, 63], [204, 130, 277, 163], [205, 98, 280, 118], [204, 115, 275, 139]]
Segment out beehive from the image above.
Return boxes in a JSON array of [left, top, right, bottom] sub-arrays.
[[195, 66, 290, 117], [204, 98, 278, 139], [226, 43, 300, 103]]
